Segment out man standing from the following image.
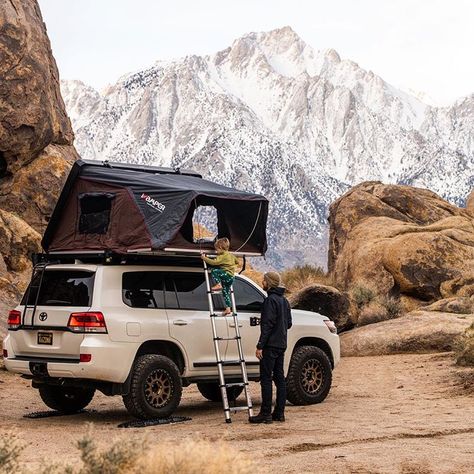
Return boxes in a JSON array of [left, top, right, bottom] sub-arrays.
[[249, 271, 292, 424]]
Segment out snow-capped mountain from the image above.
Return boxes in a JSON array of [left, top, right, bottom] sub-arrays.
[[61, 26, 474, 269]]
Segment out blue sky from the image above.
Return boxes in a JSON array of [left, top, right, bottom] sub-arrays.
[[38, 0, 474, 104]]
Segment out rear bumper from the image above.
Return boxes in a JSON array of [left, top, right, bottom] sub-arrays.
[[3, 334, 136, 383]]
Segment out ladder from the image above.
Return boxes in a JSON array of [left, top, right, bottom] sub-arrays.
[[22, 262, 50, 326], [203, 260, 254, 423]]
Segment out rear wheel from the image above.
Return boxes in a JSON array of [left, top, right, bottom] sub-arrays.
[[123, 354, 182, 419], [38, 385, 95, 413], [286, 346, 332, 405], [197, 382, 244, 402]]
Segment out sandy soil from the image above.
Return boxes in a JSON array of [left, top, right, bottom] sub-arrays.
[[1, 353, 473, 474]]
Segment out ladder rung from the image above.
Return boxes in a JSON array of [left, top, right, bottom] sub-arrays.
[[214, 336, 240, 341], [229, 406, 252, 412], [222, 382, 248, 388], [210, 313, 237, 318], [219, 360, 244, 366], [208, 290, 222, 294]]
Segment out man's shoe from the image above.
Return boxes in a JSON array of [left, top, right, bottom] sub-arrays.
[[249, 413, 273, 424], [272, 413, 285, 422]]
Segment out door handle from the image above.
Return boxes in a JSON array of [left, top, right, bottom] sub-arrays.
[[173, 320, 188, 326], [229, 323, 243, 327]]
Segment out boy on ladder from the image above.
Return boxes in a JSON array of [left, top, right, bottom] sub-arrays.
[[201, 238, 239, 315]]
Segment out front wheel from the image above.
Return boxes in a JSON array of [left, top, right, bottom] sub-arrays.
[[38, 385, 95, 413], [123, 354, 182, 419], [286, 346, 332, 405]]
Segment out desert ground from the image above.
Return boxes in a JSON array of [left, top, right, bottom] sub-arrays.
[[1, 353, 473, 474]]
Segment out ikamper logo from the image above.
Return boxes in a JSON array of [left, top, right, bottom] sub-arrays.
[[140, 193, 166, 213]]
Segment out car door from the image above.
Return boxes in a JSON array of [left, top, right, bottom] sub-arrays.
[[221, 276, 265, 375], [165, 271, 227, 373]]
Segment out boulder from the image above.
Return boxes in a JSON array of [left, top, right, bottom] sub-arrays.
[[422, 296, 474, 315], [341, 310, 474, 356], [328, 182, 474, 305], [0, 0, 73, 175], [290, 284, 352, 329]]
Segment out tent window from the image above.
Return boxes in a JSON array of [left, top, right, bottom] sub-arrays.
[[192, 205, 218, 243], [78, 193, 115, 235]]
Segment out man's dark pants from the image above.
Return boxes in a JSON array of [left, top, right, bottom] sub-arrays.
[[259, 347, 286, 416]]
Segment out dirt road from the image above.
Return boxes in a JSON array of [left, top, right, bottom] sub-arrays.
[[1, 353, 473, 473]]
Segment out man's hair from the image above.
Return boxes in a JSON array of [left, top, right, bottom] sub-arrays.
[[215, 237, 230, 251]]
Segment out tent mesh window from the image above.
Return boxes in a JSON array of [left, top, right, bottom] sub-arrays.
[[78, 193, 115, 235], [192, 205, 218, 244]]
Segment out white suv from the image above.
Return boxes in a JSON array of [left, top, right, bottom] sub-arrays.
[[3, 259, 340, 419]]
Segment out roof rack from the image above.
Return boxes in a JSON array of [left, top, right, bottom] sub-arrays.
[[80, 159, 201, 178], [32, 249, 255, 267]]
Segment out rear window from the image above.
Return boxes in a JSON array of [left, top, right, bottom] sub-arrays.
[[21, 270, 95, 306]]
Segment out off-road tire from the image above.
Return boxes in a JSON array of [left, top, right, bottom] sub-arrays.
[[197, 382, 244, 402], [286, 346, 332, 405], [38, 385, 95, 413], [123, 354, 182, 419]]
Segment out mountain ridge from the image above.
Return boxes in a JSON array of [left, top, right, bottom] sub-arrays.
[[60, 26, 474, 269]]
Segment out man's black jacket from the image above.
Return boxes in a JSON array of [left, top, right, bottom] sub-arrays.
[[257, 287, 292, 350]]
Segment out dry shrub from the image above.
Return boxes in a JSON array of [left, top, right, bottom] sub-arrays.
[[378, 295, 402, 319], [75, 433, 144, 474], [140, 440, 254, 474], [281, 264, 332, 294], [241, 265, 264, 286], [357, 301, 388, 326], [0, 432, 24, 474], [456, 322, 474, 367], [0, 431, 254, 474], [350, 284, 376, 309]]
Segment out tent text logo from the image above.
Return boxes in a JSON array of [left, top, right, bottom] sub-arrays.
[[140, 193, 166, 213]]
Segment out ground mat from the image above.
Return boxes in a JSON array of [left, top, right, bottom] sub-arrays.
[[118, 416, 192, 428], [23, 409, 94, 419]]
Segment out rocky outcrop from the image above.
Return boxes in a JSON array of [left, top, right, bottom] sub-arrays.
[[0, 0, 73, 175], [328, 182, 474, 309], [341, 311, 474, 356], [290, 284, 352, 329], [0, 0, 76, 328]]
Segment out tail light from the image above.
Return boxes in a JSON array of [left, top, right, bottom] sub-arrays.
[[324, 320, 337, 334], [7, 310, 21, 330], [2, 349, 8, 359], [68, 312, 107, 333], [80, 354, 92, 363]]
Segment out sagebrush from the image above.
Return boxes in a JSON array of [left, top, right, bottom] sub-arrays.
[[351, 284, 376, 309], [0, 431, 255, 474]]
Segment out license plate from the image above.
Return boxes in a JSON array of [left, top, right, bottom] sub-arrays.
[[37, 332, 53, 345]]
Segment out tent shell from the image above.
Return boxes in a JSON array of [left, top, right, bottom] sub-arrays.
[[42, 160, 268, 257]]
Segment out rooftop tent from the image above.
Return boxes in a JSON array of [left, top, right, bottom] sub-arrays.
[[42, 160, 269, 256]]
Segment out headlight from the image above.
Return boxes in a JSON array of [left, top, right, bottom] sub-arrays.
[[324, 320, 337, 334]]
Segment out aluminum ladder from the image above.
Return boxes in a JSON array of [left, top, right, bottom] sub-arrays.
[[21, 262, 50, 326], [203, 260, 254, 423]]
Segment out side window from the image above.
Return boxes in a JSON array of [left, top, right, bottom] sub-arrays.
[[78, 192, 115, 235], [233, 278, 264, 312], [168, 273, 208, 311], [122, 272, 165, 309]]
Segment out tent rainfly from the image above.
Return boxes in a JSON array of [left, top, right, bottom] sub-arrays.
[[42, 160, 269, 256]]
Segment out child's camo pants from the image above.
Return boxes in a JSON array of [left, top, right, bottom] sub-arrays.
[[211, 268, 234, 308]]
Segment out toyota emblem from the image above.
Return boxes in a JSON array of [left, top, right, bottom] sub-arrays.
[[39, 312, 48, 321]]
